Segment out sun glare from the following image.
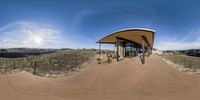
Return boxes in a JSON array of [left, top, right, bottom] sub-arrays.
[[34, 35, 43, 44]]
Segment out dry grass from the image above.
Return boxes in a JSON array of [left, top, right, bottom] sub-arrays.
[[0, 49, 96, 77], [162, 54, 200, 69]]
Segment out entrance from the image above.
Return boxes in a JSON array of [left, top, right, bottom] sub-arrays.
[[124, 43, 137, 57]]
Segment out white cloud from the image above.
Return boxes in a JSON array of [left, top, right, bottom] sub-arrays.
[[155, 29, 200, 50], [0, 21, 65, 48]]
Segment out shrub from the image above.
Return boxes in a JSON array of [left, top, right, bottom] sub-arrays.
[[96, 58, 102, 64]]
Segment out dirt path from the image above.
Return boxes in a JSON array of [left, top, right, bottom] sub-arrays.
[[1, 55, 200, 100]]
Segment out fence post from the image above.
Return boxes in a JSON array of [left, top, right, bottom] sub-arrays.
[[13, 61, 16, 69], [5, 60, 7, 66], [34, 61, 37, 75]]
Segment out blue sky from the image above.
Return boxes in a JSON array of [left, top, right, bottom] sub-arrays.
[[0, 0, 200, 50]]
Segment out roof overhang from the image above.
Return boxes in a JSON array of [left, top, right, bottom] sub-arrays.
[[96, 28, 155, 48]]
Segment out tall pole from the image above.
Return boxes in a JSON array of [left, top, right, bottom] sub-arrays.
[[116, 38, 119, 61], [99, 43, 101, 55], [142, 39, 145, 64]]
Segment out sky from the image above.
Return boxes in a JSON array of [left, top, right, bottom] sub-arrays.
[[0, 0, 200, 50]]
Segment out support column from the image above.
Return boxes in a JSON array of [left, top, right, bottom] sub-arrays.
[[136, 46, 138, 56], [116, 38, 119, 61], [142, 39, 145, 64], [147, 46, 151, 57], [99, 43, 101, 55], [124, 42, 126, 57]]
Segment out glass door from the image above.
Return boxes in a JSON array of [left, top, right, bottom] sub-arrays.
[[125, 43, 135, 57]]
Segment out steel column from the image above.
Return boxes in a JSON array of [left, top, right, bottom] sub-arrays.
[[116, 38, 119, 61], [142, 39, 145, 64], [99, 43, 101, 55]]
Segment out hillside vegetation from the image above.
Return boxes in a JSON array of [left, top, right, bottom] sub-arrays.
[[162, 51, 200, 70], [0, 49, 96, 77]]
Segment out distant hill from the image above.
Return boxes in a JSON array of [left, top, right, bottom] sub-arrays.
[[176, 49, 200, 57], [0, 48, 56, 58], [164, 49, 200, 57], [0, 48, 56, 53]]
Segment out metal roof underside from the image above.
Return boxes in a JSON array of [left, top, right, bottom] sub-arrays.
[[96, 28, 155, 48]]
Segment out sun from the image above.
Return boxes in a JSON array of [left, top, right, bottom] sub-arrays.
[[33, 35, 43, 44]]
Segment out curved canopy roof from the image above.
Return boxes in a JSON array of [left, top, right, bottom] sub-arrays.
[[96, 28, 155, 48]]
